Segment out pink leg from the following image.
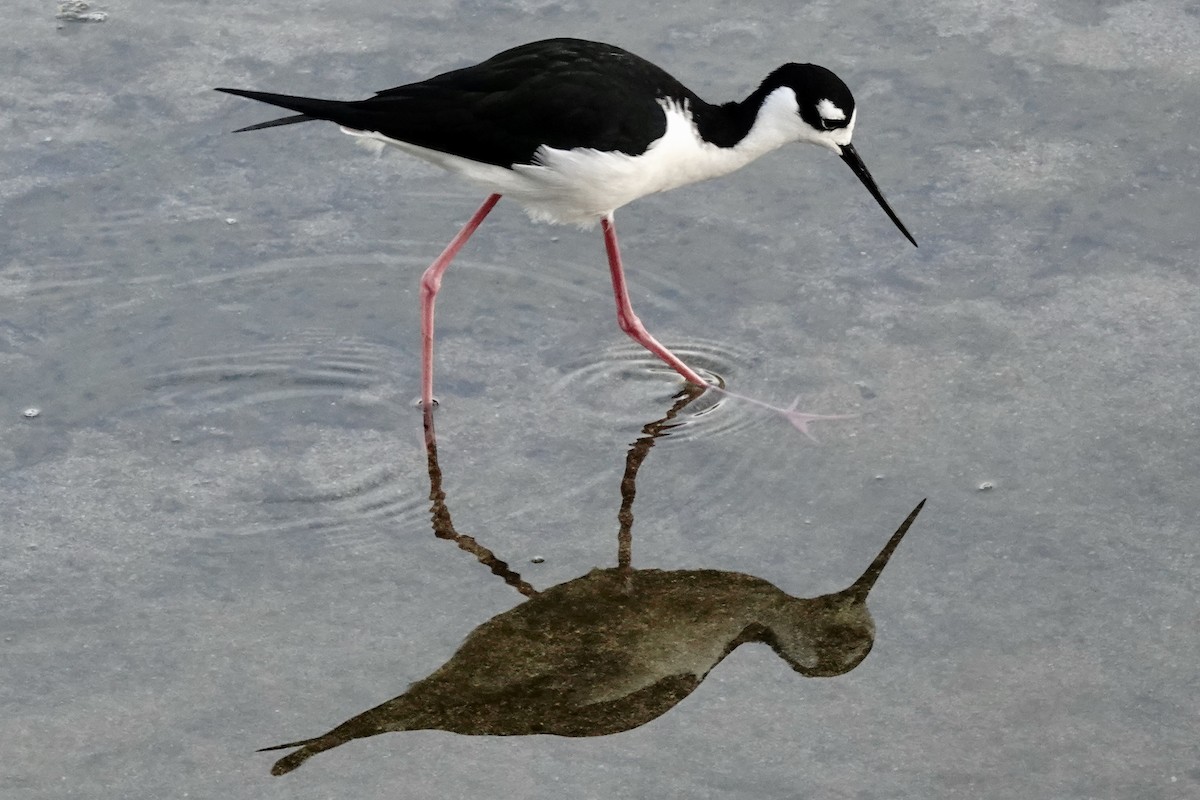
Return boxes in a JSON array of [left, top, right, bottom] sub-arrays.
[[602, 214, 856, 441], [420, 194, 502, 409], [601, 214, 708, 387]]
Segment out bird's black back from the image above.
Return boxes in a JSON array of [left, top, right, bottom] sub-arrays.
[[372, 39, 705, 164], [222, 39, 714, 167]]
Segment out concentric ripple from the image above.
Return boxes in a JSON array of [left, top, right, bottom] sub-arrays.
[[552, 338, 770, 440], [143, 332, 430, 548], [145, 331, 400, 415], [247, 459, 432, 547]]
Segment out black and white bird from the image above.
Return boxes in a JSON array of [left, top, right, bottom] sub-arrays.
[[217, 38, 915, 415]]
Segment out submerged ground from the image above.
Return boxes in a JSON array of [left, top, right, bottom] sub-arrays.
[[3, 1, 1197, 798]]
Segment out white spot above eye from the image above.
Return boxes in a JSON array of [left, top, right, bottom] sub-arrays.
[[816, 98, 846, 122]]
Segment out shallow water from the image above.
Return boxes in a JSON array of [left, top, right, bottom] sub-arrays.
[[4, 1, 1198, 798]]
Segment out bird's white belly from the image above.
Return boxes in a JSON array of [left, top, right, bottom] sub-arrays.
[[340, 101, 761, 227]]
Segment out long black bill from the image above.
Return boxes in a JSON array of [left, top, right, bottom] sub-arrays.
[[845, 498, 925, 602], [839, 143, 917, 248]]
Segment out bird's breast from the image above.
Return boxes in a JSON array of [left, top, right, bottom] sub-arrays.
[[503, 101, 757, 223]]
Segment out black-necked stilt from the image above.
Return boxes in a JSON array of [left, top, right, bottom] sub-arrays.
[[257, 381, 925, 774], [217, 38, 915, 421]]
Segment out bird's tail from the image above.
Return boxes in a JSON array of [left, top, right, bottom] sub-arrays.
[[229, 113, 314, 133], [257, 733, 347, 776], [257, 735, 320, 752], [215, 88, 373, 134]]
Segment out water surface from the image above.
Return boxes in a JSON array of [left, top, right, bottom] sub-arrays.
[[3, 1, 1197, 798]]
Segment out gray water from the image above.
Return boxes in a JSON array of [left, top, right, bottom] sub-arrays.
[[3, 1, 1197, 798]]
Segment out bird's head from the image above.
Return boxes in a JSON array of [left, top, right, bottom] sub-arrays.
[[764, 63, 858, 152], [757, 63, 916, 247], [764, 500, 926, 677]]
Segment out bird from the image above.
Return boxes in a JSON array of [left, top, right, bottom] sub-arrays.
[[260, 516, 921, 776], [255, 381, 926, 774], [216, 37, 916, 413]]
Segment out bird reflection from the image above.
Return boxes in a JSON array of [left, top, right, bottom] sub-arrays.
[[261, 389, 924, 775]]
